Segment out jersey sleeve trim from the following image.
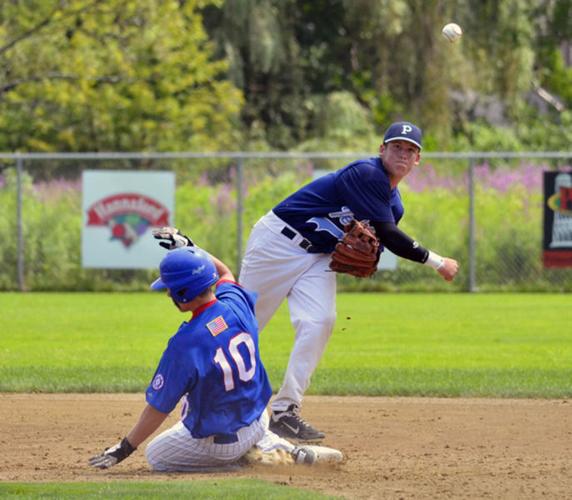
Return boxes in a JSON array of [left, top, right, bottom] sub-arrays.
[[145, 396, 176, 415]]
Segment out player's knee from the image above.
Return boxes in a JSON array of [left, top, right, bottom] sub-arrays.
[[319, 313, 336, 336], [145, 441, 168, 472], [325, 312, 337, 329], [294, 313, 336, 339]]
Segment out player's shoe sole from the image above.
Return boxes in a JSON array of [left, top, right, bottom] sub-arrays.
[[292, 445, 344, 465]]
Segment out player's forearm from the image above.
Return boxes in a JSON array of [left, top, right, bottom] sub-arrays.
[[371, 221, 428, 262], [209, 254, 235, 282], [125, 404, 169, 449], [371, 221, 459, 280]]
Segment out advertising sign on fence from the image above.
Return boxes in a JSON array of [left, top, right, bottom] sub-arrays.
[[543, 171, 572, 268], [82, 170, 175, 269]]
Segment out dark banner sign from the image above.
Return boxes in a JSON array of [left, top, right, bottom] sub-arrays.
[[543, 171, 572, 268]]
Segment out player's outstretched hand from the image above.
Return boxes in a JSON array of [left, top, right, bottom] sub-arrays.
[[152, 227, 194, 250], [438, 258, 459, 282], [89, 438, 136, 469]]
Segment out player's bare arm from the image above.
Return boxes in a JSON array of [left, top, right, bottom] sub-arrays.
[[126, 404, 169, 449], [89, 404, 169, 469], [210, 254, 234, 282]]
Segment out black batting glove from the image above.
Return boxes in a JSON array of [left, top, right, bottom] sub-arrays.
[[89, 437, 136, 469], [152, 227, 194, 250]]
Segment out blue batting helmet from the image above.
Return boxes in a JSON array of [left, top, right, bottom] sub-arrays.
[[150, 247, 219, 303]]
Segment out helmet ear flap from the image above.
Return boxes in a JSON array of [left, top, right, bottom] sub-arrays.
[[174, 287, 190, 303], [171, 284, 213, 304]]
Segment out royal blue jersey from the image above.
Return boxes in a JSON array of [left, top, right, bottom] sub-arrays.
[[273, 156, 404, 253], [145, 280, 272, 438]]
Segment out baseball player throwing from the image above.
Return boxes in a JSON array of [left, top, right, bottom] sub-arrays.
[[89, 245, 341, 471], [155, 121, 459, 442]]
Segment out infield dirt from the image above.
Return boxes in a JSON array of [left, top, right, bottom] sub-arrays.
[[1, 394, 570, 499]]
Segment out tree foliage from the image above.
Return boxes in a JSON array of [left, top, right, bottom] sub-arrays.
[[0, 0, 571, 153], [207, 0, 571, 151], [0, 0, 243, 152]]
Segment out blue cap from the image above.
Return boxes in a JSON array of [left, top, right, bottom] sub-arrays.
[[383, 121, 423, 150]]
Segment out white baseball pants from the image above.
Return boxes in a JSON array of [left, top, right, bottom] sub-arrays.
[[239, 211, 337, 412], [145, 411, 293, 471]]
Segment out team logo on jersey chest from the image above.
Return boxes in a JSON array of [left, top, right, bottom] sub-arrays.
[[307, 206, 354, 239], [207, 316, 228, 336]]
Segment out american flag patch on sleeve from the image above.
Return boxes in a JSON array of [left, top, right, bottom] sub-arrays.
[[207, 316, 228, 336]]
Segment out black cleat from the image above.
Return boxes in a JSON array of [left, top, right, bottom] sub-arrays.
[[269, 404, 325, 442]]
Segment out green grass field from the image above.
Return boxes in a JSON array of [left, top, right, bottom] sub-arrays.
[[1, 292, 570, 397], [1, 292, 569, 498], [0, 480, 334, 499]]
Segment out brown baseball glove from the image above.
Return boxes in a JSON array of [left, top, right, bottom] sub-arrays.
[[329, 220, 380, 278]]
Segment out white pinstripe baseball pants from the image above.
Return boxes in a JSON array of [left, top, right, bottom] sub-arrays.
[[146, 416, 264, 472], [145, 411, 293, 471]]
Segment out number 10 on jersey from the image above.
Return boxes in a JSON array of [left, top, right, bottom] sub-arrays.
[[213, 332, 257, 391]]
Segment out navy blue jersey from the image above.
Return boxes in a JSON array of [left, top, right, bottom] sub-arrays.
[[146, 280, 272, 438], [273, 157, 404, 253]]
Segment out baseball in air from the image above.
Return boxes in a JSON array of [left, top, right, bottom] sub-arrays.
[[441, 23, 463, 43]]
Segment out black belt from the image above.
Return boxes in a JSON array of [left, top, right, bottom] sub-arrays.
[[281, 226, 313, 251], [213, 433, 238, 444]]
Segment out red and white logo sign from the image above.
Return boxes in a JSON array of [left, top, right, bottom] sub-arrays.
[[86, 193, 170, 248], [82, 170, 175, 269]]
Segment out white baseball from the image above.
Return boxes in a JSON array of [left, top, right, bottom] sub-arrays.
[[441, 23, 463, 43]]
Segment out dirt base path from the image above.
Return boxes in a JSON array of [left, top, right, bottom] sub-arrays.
[[1, 394, 570, 499]]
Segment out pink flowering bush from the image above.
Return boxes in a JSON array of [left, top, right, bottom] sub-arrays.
[[1, 160, 571, 291]]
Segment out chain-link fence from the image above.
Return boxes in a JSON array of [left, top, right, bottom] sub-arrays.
[[0, 151, 571, 292]]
